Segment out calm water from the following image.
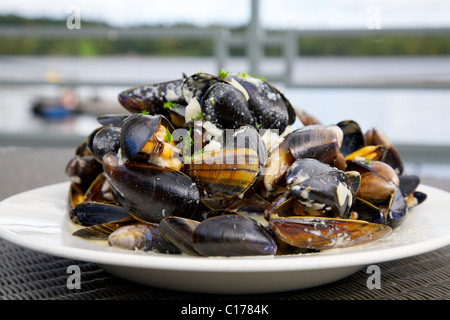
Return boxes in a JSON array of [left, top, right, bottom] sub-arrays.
[[0, 55, 449, 146]]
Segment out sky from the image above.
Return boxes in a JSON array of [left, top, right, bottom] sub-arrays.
[[1, 0, 450, 30]]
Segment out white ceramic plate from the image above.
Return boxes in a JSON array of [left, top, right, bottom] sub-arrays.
[[0, 182, 449, 294]]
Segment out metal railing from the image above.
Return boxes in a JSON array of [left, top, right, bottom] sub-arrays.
[[1, 24, 450, 88]]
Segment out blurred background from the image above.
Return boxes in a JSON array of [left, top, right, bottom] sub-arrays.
[[0, 0, 449, 189]]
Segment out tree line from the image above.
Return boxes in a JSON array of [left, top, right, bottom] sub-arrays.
[[1, 15, 448, 56]]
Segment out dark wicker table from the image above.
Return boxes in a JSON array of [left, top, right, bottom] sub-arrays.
[[1, 147, 449, 300]]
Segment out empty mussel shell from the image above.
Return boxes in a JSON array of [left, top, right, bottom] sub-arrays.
[[65, 155, 103, 192], [337, 120, 365, 157], [72, 216, 136, 239], [269, 217, 392, 250], [349, 197, 386, 225], [385, 188, 408, 229], [159, 217, 201, 256]]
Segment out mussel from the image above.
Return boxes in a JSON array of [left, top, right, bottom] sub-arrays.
[[183, 124, 266, 210], [269, 216, 392, 250], [191, 214, 278, 256], [108, 221, 181, 254], [118, 78, 186, 117], [102, 152, 200, 223], [119, 113, 182, 171], [65, 71, 428, 257]]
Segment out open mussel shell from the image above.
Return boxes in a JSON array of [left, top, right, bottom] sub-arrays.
[[119, 114, 162, 164], [69, 202, 131, 226], [90, 126, 122, 163], [269, 216, 392, 250], [288, 125, 343, 165], [223, 192, 271, 226], [108, 221, 181, 254], [118, 78, 186, 116], [344, 145, 387, 163], [365, 127, 404, 175], [185, 123, 265, 209], [399, 174, 421, 197], [72, 216, 136, 239], [201, 82, 255, 129], [65, 155, 104, 192], [228, 73, 296, 132], [385, 188, 408, 229], [262, 132, 295, 193], [68, 183, 85, 209], [83, 173, 116, 204], [289, 170, 355, 218], [407, 191, 427, 209], [184, 147, 261, 209], [295, 107, 322, 126], [102, 152, 200, 223], [159, 217, 201, 256], [337, 120, 365, 157], [349, 197, 386, 225], [191, 214, 278, 256], [346, 160, 399, 203]]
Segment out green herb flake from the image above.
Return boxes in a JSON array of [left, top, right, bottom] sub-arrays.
[[191, 148, 205, 158], [256, 124, 262, 129], [140, 110, 150, 115], [218, 69, 229, 79], [163, 101, 174, 109], [164, 127, 172, 143], [196, 111, 204, 119], [183, 128, 194, 153]]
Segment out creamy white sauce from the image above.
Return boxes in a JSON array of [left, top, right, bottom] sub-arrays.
[[184, 97, 202, 122]]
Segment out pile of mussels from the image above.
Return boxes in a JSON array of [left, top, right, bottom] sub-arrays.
[[66, 71, 427, 256]]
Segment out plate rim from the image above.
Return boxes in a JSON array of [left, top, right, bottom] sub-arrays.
[[0, 181, 449, 273]]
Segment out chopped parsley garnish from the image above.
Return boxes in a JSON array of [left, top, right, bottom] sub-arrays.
[[218, 69, 229, 79], [250, 73, 266, 81], [163, 100, 180, 109], [140, 110, 150, 115], [191, 148, 205, 158], [164, 127, 172, 143], [182, 127, 194, 153], [191, 111, 204, 121]]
